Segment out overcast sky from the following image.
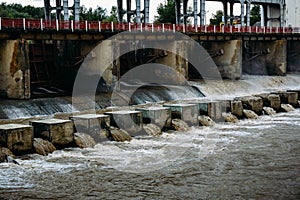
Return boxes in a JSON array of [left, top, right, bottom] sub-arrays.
[[0, 0, 241, 23]]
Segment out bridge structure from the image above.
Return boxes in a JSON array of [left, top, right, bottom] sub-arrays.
[[0, 0, 299, 100]]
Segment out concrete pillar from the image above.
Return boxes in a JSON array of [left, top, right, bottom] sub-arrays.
[[230, 1, 234, 25], [63, 0, 69, 21], [30, 119, 74, 148], [175, 0, 181, 24], [200, 0, 205, 26], [194, 0, 198, 26], [203, 40, 242, 79], [256, 93, 281, 112], [231, 100, 244, 118], [246, 1, 251, 26], [236, 96, 264, 115], [144, 0, 150, 23], [0, 40, 31, 99], [44, 0, 51, 20], [127, 0, 132, 23], [243, 40, 287, 76], [55, 0, 62, 20], [0, 124, 33, 155], [272, 91, 299, 107], [280, 3, 284, 27], [240, 0, 245, 26], [117, 0, 124, 22], [74, 0, 80, 21], [223, 1, 228, 25], [183, 0, 188, 25], [136, 0, 141, 24]]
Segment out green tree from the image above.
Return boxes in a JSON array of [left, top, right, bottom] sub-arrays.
[[155, 0, 176, 24], [210, 10, 223, 25], [103, 6, 118, 22], [0, 3, 43, 18], [250, 4, 261, 25]]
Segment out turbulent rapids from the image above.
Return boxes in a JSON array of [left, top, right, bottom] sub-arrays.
[[0, 75, 300, 199]]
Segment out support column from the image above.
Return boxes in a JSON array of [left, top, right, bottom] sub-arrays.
[[127, 0, 131, 23], [56, 0, 62, 20], [194, 0, 198, 26], [263, 4, 268, 26], [183, 0, 188, 25], [200, 0, 205, 25], [240, 0, 245, 26], [74, 0, 80, 21], [144, 0, 150, 23], [117, 0, 124, 22], [44, 0, 51, 20], [136, 0, 141, 24], [175, 0, 181, 24], [230, 1, 234, 25], [280, 3, 284, 27], [246, 0, 251, 26], [63, 0, 69, 21], [223, 1, 228, 25]]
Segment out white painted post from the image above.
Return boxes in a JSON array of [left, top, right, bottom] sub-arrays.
[[276, 26, 278, 33], [23, 18, 26, 30], [40, 18, 43, 30], [173, 24, 175, 33], [162, 23, 165, 33], [256, 26, 258, 33], [111, 22, 114, 32], [214, 25, 216, 33], [183, 24, 186, 33], [270, 26, 272, 33], [205, 25, 207, 33], [238, 26, 240, 33], [129, 22, 131, 32], [152, 23, 154, 32], [56, 19, 59, 31], [195, 25, 198, 32], [98, 21, 101, 32], [140, 23, 143, 32], [85, 20, 88, 31], [0, 17, 1, 31], [71, 20, 74, 32], [230, 25, 232, 33]]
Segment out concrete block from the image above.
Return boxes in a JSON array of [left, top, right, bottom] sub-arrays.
[[30, 119, 74, 147], [236, 96, 263, 115], [188, 100, 226, 121], [105, 111, 143, 136], [136, 107, 171, 130], [272, 91, 298, 107], [230, 100, 244, 118], [70, 114, 110, 142], [163, 104, 198, 126], [256, 93, 281, 111], [0, 124, 33, 154]]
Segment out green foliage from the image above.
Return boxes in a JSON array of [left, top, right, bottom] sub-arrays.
[[0, 3, 43, 18], [102, 6, 118, 22], [155, 0, 176, 24], [210, 10, 223, 25], [250, 5, 261, 25], [79, 5, 107, 21]]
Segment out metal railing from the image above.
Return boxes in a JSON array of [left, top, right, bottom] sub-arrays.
[[0, 17, 299, 34]]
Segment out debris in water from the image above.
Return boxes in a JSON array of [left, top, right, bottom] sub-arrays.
[[222, 112, 239, 123], [110, 127, 132, 142], [74, 133, 96, 148], [198, 116, 215, 126], [33, 138, 56, 156], [172, 119, 190, 131], [281, 104, 295, 112], [263, 107, 276, 115], [143, 124, 162, 137], [243, 109, 259, 119]]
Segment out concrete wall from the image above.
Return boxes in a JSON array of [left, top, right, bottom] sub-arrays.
[[285, 0, 300, 27], [243, 40, 287, 76], [0, 40, 30, 99], [202, 40, 242, 80], [287, 41, 300, 72]]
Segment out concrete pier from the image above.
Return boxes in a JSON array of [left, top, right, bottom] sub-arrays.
[[30, 119, 74, 148], [230, 100, 244, 118], [202, 40, 242, 79], [163, 104, 198, 126], [187, 100, 226, 121], [0, 124, 33, 154], [287, 41, 300, 72], [70, 114, 110, 142], [243, 40, 287, 76], [135, 107, 171, 130], [104, 111, 143, 136]]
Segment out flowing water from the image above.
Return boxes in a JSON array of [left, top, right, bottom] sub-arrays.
[[0, 75, 300, 199]]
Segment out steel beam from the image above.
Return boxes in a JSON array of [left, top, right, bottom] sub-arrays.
[[200, 0, 205, 25], [144, 0, 150, 23], [136, 0, 141, 23]]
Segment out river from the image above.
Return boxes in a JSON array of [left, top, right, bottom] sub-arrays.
[[0, 75, 300, 199]]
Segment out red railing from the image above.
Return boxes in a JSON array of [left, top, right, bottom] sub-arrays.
[[0, 17, 299, 34]]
